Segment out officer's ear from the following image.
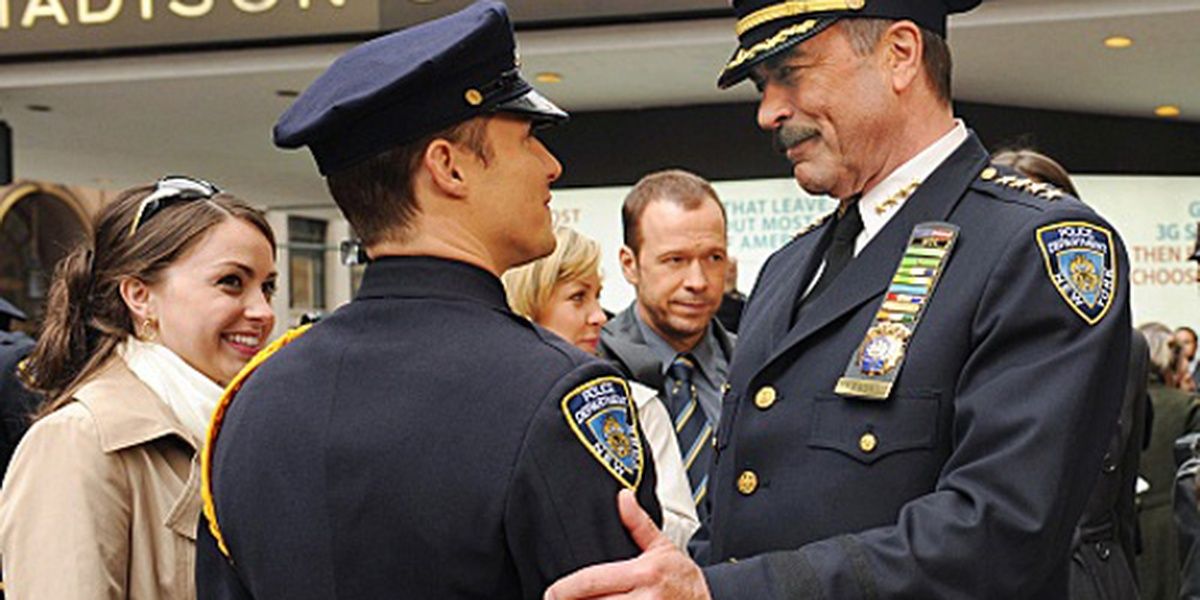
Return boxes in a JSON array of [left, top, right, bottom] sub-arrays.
[[879, 19, 923, 96], [619, 245, 640, 287], [423, 138, 470, 199]]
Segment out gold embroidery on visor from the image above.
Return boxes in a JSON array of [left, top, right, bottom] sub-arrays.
[[726, 19, 820, 72], [735, 0, 865, 36]]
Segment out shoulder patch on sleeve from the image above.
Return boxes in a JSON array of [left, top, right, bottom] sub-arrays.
[[1036, 221, 1117, 325], [561, 376, 644, 490]]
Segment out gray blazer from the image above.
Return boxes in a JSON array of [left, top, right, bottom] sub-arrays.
[[597, 304, 736, 395]]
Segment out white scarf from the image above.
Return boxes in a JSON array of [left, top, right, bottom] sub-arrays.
[[118, 337, 223, 444]]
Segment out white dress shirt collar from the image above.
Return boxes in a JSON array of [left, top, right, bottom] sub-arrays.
[[855, 120, 969, 254]]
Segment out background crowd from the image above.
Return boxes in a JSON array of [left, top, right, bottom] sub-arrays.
[[0, 0, 1197, 599]]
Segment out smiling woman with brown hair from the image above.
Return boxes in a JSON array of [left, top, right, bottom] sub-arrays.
[[0, 176, 277, 599]]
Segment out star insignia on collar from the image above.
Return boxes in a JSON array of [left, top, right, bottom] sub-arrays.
[[875, 181, 921, 215]]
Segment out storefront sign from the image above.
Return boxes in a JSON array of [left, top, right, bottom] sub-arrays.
[[0, 0, 377, 56]]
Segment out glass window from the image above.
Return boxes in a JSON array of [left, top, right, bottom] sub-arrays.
[[0, 192, 87, 336], [288, 216, 327, 310]]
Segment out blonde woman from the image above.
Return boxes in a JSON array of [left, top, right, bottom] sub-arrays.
[[0, 177, 277, 598], [503, 226, 700, 550]]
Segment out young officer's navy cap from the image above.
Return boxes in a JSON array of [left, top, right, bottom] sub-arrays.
[[274, 0, 567, 176], [717, 0, 983, 89]]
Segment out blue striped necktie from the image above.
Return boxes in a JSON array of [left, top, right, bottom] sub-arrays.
[[667, 354, 712, 519]]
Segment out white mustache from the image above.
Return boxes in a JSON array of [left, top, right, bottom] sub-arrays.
[[773, 125, 820, 154]]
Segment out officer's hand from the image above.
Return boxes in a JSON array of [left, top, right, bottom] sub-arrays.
[[543, 489, 711, 600]]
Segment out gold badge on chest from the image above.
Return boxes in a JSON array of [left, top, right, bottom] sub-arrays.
[[856, 322, 911, 376]]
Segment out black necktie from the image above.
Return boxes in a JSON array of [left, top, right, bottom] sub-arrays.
[[794, 202, 864, 322]]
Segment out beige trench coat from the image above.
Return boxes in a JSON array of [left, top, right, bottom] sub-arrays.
[[0, 359, 204, 599]]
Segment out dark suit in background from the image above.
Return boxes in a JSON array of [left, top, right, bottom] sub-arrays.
[[1138, 378, 1200, 600], [1068, 329, 1148, 600]]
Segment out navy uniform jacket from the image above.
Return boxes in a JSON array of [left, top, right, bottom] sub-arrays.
[[703, 134, 1131, 599], [0, 331, 36, 477], [196, 257, 660, 599]]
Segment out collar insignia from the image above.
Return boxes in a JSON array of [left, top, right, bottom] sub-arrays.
[[876, 180, 921, 215]]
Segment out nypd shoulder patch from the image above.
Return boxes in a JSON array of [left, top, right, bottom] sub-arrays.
[[561, 376, 643, 490], [1036, 221, 1117, 325]]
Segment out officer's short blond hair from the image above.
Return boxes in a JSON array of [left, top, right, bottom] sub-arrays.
[[503, 227, 602, 321]]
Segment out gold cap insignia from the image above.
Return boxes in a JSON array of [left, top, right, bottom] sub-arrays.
[[736, 0, 867, 37]]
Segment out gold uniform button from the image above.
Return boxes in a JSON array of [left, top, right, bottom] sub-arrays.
[[464, 88, 484, 106], [859, 432, 878, 454], [737, 470, 759, 495], [754, 386, 777, 410], [980, 167, 998, 181]]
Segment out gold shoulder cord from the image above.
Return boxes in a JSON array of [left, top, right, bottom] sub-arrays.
[[201, 324, 312, 560]]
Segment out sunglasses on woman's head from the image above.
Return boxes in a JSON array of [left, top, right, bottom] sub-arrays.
[[128, 175, 221, 238]]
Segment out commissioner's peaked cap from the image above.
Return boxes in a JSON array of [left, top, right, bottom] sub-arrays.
[[718, 0, 983, 89]]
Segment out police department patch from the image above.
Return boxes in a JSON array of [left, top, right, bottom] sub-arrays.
[[1036, 221, 1117, 325], [561, 376, 643, 490]]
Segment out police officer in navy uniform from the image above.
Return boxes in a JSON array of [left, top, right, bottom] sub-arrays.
[[0, 298, 35, 599], [545, 1, 1132, 598], [0, 298, 36, 478], [195, 2, 660, 598]]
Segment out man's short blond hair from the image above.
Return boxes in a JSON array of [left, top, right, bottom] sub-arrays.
[[502, 226, 602, 321]]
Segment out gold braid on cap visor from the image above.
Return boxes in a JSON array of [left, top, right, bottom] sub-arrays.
[[726, 19, 820, 71], [735, 0, 866, 36]]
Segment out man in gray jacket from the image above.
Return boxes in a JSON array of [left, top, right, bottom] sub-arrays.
[[599, 169, 735, 543]]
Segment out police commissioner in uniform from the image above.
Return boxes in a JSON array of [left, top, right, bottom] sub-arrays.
[[700, 1, 1133, 599]]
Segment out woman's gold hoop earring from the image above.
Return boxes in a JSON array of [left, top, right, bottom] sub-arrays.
[[141, 318, 158, 342]]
